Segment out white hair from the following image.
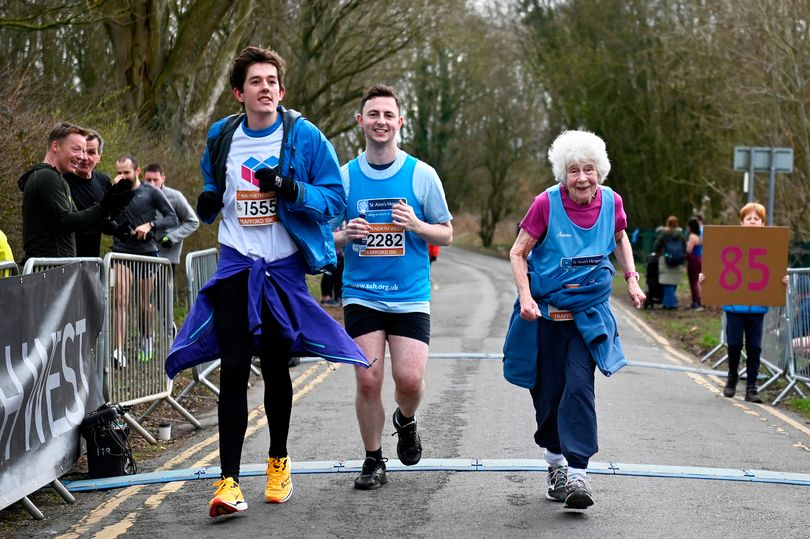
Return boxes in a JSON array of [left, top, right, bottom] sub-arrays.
[[547, 130, 611, 184]]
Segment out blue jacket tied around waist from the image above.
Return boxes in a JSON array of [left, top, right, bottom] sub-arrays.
[[502, 260, 627, 388], [164, 245, 369, 378]]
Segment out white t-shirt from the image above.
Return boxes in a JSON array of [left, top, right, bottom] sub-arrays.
[[218, 119, 298, 262]]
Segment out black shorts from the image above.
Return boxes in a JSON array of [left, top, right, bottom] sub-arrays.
[[343, 304, 431, 345]]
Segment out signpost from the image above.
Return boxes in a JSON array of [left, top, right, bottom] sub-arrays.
[[732, 146, 793, 225]]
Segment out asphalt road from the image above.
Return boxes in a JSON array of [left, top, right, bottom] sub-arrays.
[[11, 246, 810, 538]]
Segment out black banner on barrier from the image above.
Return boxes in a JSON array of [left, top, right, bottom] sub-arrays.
[[0, 262, 104, 510]]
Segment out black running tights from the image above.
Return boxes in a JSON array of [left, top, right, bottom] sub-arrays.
[[210, 270, 293, 480]]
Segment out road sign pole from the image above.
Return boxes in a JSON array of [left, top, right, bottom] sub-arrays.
[[768, 148, 776, 225], [748, 148, 755, 203]]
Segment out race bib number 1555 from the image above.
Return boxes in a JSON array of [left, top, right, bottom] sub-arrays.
[[236, 190, 277, 226]]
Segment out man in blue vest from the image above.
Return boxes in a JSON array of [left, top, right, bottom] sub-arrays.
[[335, 84, 453, 490]]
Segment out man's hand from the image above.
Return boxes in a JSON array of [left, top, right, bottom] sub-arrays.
[[134, 222, 152, 241], [111, 220, 133, 240], [196, 191, 224, 221], [391, 200, 421, 232], [255, 167, 298, 200], [101, 179, 135, 216], [160, 235, 174, 248]]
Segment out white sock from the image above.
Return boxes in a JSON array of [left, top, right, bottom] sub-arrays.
[[544, 450, 567, 467], [568, 467, 587, 479]]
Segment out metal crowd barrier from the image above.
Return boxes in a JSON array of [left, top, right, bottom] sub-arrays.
[[0, 260, 19, 277], [773, 269, 810, 404], [701, 312, 729, 365], [702, 307, 783, 386], [103, 252, 200, 444], [757, 305, 791, 391], [19, 257, 104, 520]]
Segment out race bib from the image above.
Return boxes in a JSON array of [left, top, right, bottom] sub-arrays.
[[547, 304, 573, 321], [545, 283, 579, 321], [235, 190, 277, 226], [359, 223, 405, 257]]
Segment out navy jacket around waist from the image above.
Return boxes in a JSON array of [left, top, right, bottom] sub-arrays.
[[503, 260, 627, 388]]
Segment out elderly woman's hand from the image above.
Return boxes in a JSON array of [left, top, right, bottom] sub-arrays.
[[519, 293, 541, 321], [627, 277, 646, 308]]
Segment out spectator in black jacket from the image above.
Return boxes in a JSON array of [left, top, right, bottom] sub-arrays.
[[109, 155, 178, 367], [63, 129, 113, 257], [17, 122, 133, 264]]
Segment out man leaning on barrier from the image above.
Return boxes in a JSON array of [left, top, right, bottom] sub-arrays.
[[164, 45, 368, 519], [17, 122, 134, 264]]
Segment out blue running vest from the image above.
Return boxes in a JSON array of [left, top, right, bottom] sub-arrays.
[[343, 155, 430, 302], [530, 185, 617, 320]]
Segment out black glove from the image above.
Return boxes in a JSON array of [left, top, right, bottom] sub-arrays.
[[100, 179, 135, 216], [196, 191, 224, 221], [160, 235, 173, 248], [254, 167, 298, 200], [111, 220, 134, 240]]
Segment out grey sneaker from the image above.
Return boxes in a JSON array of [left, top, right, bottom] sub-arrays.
[[545, 464, 568, 502], [564, 475, 594, 509]]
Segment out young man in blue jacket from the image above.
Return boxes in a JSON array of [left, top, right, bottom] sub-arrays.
[[171, 46, 368, 518]]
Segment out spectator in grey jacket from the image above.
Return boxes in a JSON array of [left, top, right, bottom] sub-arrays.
[[143, 163, 200, 276]]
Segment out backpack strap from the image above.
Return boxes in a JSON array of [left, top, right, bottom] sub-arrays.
[[207, 113, 245, 195], [278, 108, 302, 180]]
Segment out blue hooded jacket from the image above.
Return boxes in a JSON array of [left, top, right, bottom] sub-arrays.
[[503, 260, 627, 388], [199, 107, 345, 274]]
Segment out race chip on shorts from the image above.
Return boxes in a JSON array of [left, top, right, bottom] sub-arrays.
[[235, 190, 278, 226]]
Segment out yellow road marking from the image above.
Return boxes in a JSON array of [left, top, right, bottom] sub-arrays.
[[58, 361, 336, 539]]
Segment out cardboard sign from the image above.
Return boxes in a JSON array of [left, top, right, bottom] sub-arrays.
[[702, 225, 788, 307]]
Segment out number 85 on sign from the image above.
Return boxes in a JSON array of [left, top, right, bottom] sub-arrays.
[[701, 225, 789, 307]]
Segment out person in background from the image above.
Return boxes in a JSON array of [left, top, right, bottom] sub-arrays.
[[428, 243, 440, 264], [142, 163, 200, 277], [319, 243, 343, 307], [685, 216, 703, 310], [505, 130, 645, 510], [652, 215, 686, 310], [0, 229, 13, 262], [17, 122, 133, 264], [63, 129, 112, 257], [109, 155, 178, 366], [701, 202, 788, 403]]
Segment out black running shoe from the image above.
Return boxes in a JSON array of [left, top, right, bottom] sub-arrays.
[[353, 457, 388, 490], [745, 387, 764, 403], [392, 408, 422, 465]]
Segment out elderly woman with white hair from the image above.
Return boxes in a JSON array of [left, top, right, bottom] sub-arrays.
[[504, 130, 645, 510]]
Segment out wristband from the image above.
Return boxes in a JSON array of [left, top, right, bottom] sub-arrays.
[[625, 271, 639, 281]]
